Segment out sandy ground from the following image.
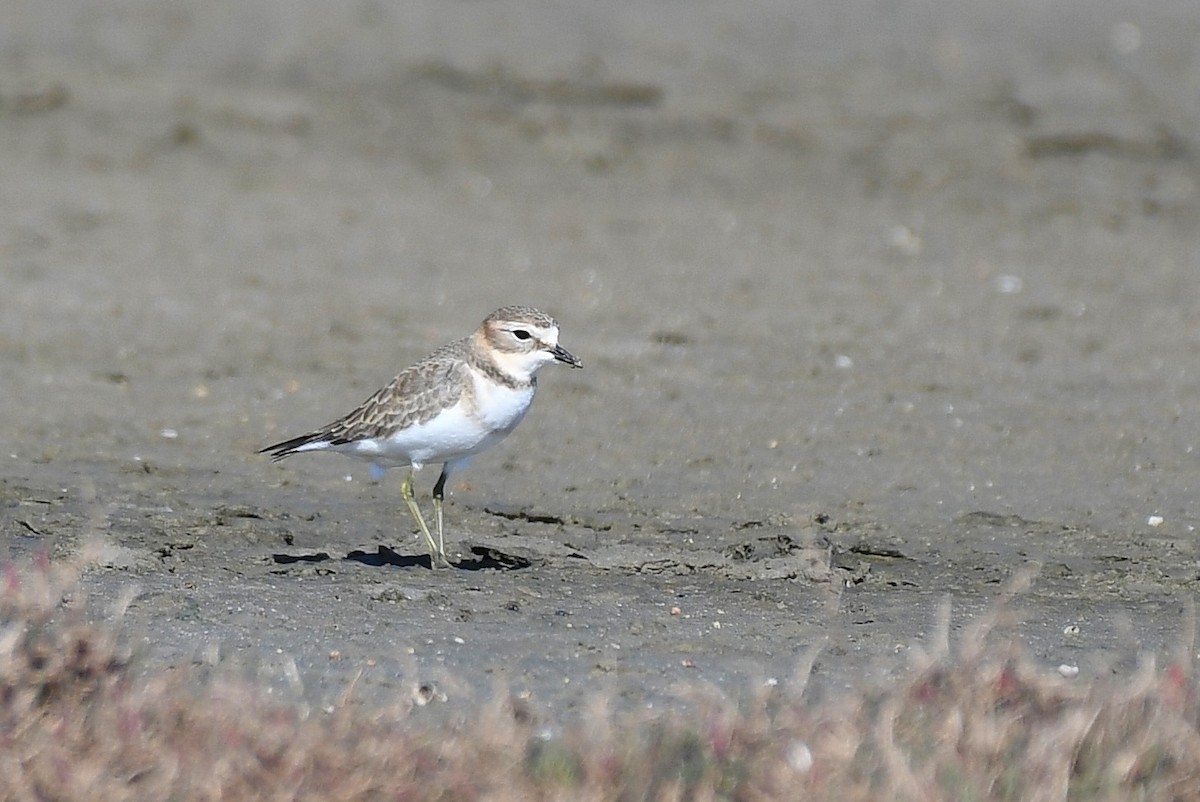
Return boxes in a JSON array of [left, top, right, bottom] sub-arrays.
[[3, 0, 1200, 717]]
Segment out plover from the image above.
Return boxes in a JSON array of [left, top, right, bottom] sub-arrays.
[[261, 305, 582, 568]]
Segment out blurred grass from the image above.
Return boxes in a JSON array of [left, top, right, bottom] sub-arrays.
[[2, 555, 1199, 801]]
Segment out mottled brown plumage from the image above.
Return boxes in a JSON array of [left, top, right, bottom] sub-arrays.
[[263, 340, 476, 458], [263, 306, 565, 458], [260, 305, 582, 568]]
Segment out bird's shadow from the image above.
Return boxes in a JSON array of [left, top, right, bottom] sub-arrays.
[[271, 544, 531, 572]]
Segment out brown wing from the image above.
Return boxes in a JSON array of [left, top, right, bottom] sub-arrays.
[[261, 340, 471, 460], [326, 355, 468, 443]]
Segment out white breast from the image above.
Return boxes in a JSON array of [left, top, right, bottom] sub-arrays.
[[470, 369, 536, 434]]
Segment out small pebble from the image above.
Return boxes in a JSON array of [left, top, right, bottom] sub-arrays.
[[787, 741, 814, 773], [888, 224, 923, 257], [1057, 664, 1080, 678], [995, 274, 1023, 294]]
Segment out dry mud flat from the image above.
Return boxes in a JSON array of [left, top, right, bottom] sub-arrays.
[[2, 0, 1200, 716], [8, 465, 1198, 717]]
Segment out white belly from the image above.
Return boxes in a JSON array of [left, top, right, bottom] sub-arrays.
[[340, 378, 535, 469]]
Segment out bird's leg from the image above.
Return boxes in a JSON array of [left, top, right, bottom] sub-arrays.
[[400, 470, 444, 567], [432, 467, 449, 563]]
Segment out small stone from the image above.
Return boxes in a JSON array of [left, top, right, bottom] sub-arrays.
[[787, 741, 814, 773]]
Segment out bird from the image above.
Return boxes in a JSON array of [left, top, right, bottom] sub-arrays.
[[260, 305, 582, 568]]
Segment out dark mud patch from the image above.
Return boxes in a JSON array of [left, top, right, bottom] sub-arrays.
[[270, 544, 535, 572]]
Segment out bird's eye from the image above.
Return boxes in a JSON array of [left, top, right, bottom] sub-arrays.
[[512, 329, 532, 341]]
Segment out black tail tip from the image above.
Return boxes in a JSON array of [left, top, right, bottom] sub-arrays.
[[259, 442, 297, 461]]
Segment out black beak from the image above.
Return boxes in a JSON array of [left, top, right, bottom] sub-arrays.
[[551, 344, 583, 368]]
